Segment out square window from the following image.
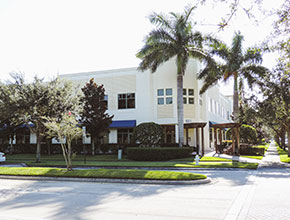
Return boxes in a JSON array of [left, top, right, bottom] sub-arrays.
[[166, 97, 173, 104], [158, 98, 164, 105], [166, 88, 172, 96], [188, 89, 194, 96], [157, 89, 164, 96], [183, 97, 187, 104], [189, 97, 194, 104], [183, 89, 187, 95]]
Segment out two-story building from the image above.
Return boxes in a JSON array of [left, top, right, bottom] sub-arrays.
[[60, 58, 233, 153]]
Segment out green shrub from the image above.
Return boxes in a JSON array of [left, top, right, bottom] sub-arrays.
[[240, 144, 265, 156], [226, 124, 257, 144], [127, 147, 193, 161], [132, 122, 164, 147]]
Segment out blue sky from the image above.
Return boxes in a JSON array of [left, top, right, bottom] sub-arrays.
[[0, 0, 284, 95]]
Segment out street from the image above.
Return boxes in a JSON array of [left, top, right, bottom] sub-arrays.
[[0, 169, 269, 220]]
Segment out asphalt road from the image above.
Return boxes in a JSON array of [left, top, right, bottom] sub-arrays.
[[0, 169, 253, 220]]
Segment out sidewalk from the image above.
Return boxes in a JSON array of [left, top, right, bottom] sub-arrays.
[[258, 141, 290, 168], [204, 152, 261, 164]]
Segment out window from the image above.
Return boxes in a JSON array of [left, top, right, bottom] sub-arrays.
[[166, 88, 172, 96], [188, 89, 194, 96], [189, 98, 194, 104], [183, 89, 187, 95], [166, 97, 173, 104], [183, 97, 187, 104], [157, 88, 173, 105], [118, 93, 135, 109], [117, 129, 133, 144], [157, 89, 164, 96], [184, 88, 194, 105], [158, 98, 164, 105]]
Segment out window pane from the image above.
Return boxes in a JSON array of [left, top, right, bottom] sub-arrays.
[[166, 88, 172, 96], [188, 89, 194, 96], [158, 98, 164, 105], [157, 89, 164, 96], [166, 97, 173, 104], [183, 97, 187, 104], [127, 98, 135, 108], [183, 89, 187, 95], [118, 99, 126, 109], [189, 97, 194, 104]]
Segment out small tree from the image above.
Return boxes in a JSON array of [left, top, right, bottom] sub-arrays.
[[44, 113, 82, 171], [80, 78, 113, 155], [132, 122, 164, 147], [226, 124, 257, 144]]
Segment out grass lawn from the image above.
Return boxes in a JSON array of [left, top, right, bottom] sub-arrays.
[[240, 155, 263, 160], [277, 147, 290, 163], [6, 154, 258, 169], [0, 167, 206, 181]]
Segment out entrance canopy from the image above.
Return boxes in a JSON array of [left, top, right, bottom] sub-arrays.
[[109, 120, 136, 128]]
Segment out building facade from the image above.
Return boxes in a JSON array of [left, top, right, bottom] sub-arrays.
[[59, 58, 233, 152]]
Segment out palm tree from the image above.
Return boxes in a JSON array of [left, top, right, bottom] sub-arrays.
[[136, 5, 216, 147], [198, 32, 268, 121]]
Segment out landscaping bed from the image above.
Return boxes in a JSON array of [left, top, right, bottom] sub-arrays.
[[277, 147, 290, 163], [0, 167, 206, 181]]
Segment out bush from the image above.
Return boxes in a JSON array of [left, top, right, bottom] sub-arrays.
[[226, 124, 257, 144], [127, 147, 193, 161], [240, 144, 265, 156], [132, 122, 164, 147]]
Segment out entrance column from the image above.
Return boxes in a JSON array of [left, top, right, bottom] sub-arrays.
[[175, 124, 179, 144]]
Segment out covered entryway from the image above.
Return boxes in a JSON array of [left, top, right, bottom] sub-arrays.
[[211, 123, 241, 156], [184, 122, 207, 156]]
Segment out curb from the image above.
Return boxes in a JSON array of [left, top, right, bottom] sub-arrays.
[[0, 175, 211, 185]]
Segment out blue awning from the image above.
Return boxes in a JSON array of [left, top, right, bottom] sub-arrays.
[[109, 120, 136, 128], [209, 121, 217, 126]]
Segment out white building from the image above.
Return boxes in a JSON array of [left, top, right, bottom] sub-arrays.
[[59, 58, 233, 153]]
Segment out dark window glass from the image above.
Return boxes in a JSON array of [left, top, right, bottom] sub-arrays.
[[118, 93, 135, 109], [188, 89, 194, 96], [117, 129, 133, 144], [157, 89, 164, 96], [183, 97, 187, 104], [166, 88, 172, 96], [183, 89, 187, 95], [189, 97, 194, 104], [158, 98, 164, 105], [166, 97, 173, 104]]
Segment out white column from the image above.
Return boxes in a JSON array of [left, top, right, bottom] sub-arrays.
[[175, 124, 179, 143]]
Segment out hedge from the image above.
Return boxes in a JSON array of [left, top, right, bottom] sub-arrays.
[[127, 147, 193, 161]]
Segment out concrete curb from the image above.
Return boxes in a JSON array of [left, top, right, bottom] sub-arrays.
[[0, 175, 211, 185]]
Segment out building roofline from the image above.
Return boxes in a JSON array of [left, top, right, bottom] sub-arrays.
[[59, 66, 138, 78]]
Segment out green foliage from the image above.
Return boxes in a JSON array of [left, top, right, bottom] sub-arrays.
[[44, 113, 82, 170], [0, 167, 207, 181], [132, 122, 164, 147], [80, 78, 113, 154], [127, 147, 193, 161], [226, 124, 257, 144]]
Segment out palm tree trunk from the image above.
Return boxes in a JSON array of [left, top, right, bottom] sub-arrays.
[[287, 129, 290, 157], [233, 74, 239, 122], [177, 74, 184, 147]]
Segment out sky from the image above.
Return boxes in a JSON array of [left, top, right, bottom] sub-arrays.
[[0, 0, 285, 95]]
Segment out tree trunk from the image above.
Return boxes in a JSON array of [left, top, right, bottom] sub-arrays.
[[67, 142, 72, 171], [233, 74, 239, 122], [287, 129, 290, 157], [177, 74, 184, 147], [36, 132, 41, 163], [91, 137, 95, 155], [47, 138, 51, 156]]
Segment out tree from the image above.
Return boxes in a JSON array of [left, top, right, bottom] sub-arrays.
[[80, 78, 113, 155], [136, 5, 217, 147], [198, 32, 268, 120], [44, 112, 82, 171], [0, 81, 22, 153], [132, 122, 164, 147], [14, 75, 79, 162]]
